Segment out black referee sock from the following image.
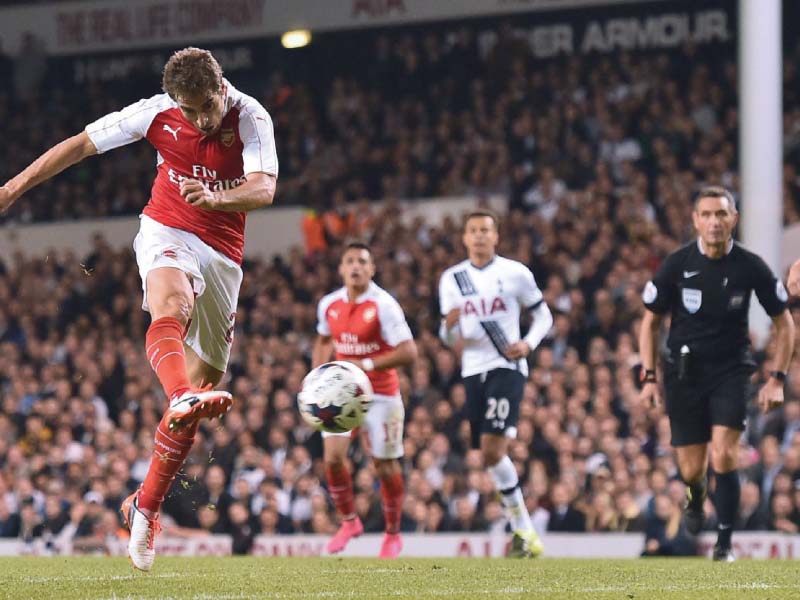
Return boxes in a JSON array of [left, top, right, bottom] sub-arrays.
[[686, 479, 706, 509], [713, 470, 740, 548]]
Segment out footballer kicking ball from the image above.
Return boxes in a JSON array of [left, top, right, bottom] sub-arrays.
[[297, 361, 373, 433]]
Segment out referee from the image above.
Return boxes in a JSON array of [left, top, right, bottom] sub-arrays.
[[638, 186, 795, 561]]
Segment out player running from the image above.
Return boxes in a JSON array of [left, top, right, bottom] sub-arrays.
[[313, 241, 418, 558], [0, 48, 278, 570], [439, 210, 551, 558]]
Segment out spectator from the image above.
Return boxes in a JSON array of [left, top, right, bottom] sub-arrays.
[[586, 490, 619, 532], [547, 482, 586, 532], [197, 464, 234, 531], [769, 493, 799, 534], [444, 496, 486, 533], [737, 480, 768, 531], [257, 506, 293, 535], [228, 501, 256, 555], [301, 203, 328, 257], [196, 504, 227, 535], [17, 501, 43, 542], [641, 493, 696, 557], [0, 496, 20, 538]]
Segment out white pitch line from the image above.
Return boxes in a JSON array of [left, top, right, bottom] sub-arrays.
[[21, 573, 183, 584], [72, 581, 800, 600]]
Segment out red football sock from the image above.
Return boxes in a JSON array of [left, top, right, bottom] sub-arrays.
[[380, 472, 404, 534], [325, 463, 355, 520], [138, 415, 199, 513], [146, 316, 191, 401]]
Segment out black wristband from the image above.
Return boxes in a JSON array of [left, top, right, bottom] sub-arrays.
[[770, 370, 787, 383], [641, 369, 657, 384]]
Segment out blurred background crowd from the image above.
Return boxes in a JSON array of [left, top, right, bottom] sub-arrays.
[[2, 14, 800, 557]]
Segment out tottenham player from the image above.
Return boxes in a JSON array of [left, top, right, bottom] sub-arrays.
[[313, 242, 417, 558], [439, 211, 551, 558], [0, 48, 278, 570]]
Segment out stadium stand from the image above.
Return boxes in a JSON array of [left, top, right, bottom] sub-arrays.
[[1, 19, 800, 555]]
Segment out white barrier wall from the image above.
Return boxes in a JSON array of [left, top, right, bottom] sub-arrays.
[[0, 208, 306, 262], [2, 532, 799, 559]]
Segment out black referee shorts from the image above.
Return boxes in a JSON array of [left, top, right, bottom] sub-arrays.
[[463, 368, 525, 449], [664, 363, 752, 447]]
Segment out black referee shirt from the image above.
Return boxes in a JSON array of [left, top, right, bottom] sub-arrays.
[[643, 239, 788, 362]]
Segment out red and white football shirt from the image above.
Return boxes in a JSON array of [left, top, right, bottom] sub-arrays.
[[316, 282, 413, 396], [84, 79, 278, 265]]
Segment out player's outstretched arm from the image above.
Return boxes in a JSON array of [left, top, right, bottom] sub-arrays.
[[638, 308, 663, 408], [181, 172, 276, 212], [0, 131, 98, 213]]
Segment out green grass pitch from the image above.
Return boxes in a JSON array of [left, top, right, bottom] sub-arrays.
[[1, 556, 799, 599]]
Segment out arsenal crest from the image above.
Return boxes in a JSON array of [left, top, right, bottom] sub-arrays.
[[220, 128, 235, 147]]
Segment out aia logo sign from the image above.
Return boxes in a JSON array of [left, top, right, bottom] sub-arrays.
[[463, 297, 507, 317]]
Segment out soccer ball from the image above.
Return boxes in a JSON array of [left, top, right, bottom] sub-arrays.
[[297, 361, 373, 433]]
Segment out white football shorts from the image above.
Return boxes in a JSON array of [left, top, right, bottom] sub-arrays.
[[133, 215, 243, 372], [322, 393, 405, 459]]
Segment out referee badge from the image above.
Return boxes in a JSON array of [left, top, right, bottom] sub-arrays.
[[682, 288, 702, 313], [642, 281, 657, 304]]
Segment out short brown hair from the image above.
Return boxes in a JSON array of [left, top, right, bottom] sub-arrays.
[[694, 185, 737, 211], [464, 209, 499, 230], [162, 47, 223, 100]]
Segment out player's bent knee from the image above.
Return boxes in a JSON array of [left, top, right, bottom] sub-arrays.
[[482, 450, 504, 468], [323, 453, 348, 468], [682, 467, 705, 484], [374, 458, 398, 478], [165, 293, 193, 322], [677, 458, 705, 483], [150, 292, 193, 323], [324, 458, 347, 471]]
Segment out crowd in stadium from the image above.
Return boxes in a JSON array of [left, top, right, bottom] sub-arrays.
[[2, 20, 800, 557], [2, 24, 800, 226]]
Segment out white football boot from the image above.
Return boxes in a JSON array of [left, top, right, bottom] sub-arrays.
[[121, 491, 161, 571]]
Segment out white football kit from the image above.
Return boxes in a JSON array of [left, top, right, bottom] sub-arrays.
[[438, 256, 551, 377]]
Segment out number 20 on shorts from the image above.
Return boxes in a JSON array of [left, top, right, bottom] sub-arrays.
[[486, 397, 510, 428]]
